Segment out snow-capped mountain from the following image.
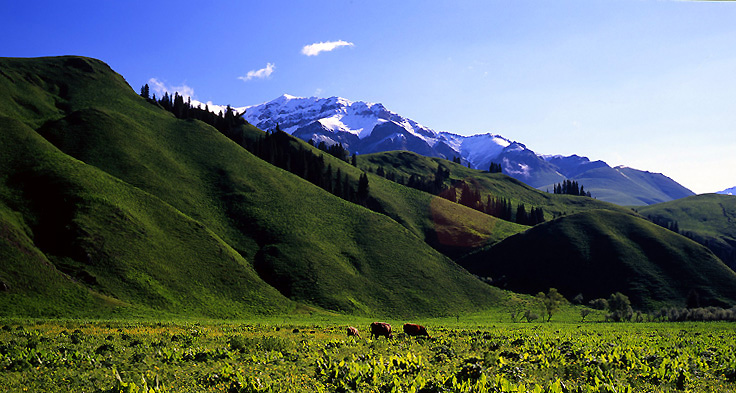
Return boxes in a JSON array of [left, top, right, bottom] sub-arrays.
[[242, 94, 694, 205], [717, 187, 736, 196], [243, 94, 561, 185]]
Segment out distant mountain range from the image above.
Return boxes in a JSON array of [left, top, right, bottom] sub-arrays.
[[243, 95, 694, 205], [718, 186, 736, 196]]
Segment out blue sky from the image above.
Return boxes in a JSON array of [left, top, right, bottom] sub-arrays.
[[2, 0, 735, 193]]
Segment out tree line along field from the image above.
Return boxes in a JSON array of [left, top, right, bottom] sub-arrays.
[[1, 319, 735, 392]]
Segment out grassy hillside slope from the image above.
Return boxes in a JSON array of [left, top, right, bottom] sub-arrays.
[[359, 151, 632, 219], [553, 166, 696, 206], [637, 194, 736, 271], [458, 209, 736, 310], [0, 116, 291, 318], [0, 56, 506, 317], [236, 131, 529, 259]]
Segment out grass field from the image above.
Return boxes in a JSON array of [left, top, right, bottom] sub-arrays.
[[637, 193, 736, 271], [1, 317, 735, 392]]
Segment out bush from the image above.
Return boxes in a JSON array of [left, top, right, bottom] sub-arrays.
[[588, 298, 608, 310], [607, 292, 633, 322], [524, 310, 539, 323]]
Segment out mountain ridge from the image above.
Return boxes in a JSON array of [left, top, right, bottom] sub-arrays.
[[242, 94, 694, 205]]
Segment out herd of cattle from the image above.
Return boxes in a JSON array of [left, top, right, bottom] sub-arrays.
[[346, 322, 430, 339]]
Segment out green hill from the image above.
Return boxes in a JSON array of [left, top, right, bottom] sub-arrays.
[[458, 209, 736, 310], [637, 193, 736, 271], [548, 166, 696, 206], [0, 116, 291, 318], [0, 56, 507, 318], [233, 131, 529, 260], [358, 151, 632, 219]]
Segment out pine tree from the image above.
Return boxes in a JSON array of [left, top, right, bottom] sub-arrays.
[[334, 168, 343, 198], [140, 83, 150, 99], [516, 203, 528, 225], [357, 172, 369, 204], [343, 173, 351, 201]]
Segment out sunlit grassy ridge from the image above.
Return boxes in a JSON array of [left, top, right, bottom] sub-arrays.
[[560, 165, 695, 206], [0, 56, 510, 318], [459, 209, 736, 310], [638, 193, 736, 270], [358, 150, 632, 220]]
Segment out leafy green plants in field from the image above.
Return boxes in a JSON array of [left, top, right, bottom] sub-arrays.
[[1, 320, 735, 392]]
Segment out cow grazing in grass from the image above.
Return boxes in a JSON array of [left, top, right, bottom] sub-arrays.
[[403, 323, 430, 338], [370, 322, 393, 339], [347, 326, 360, 338]]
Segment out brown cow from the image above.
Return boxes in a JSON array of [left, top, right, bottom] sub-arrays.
[[403, 323, 430, 338], [370, 322, 393, 339], [347, 326, 360, 338]]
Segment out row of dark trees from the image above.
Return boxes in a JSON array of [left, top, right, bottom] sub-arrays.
[[366, 165, 450, 196], [643, 213, 702, 244], [552, 180, 592, 197], [488, 162, 503, 174], [646, 215, 681, 234], [311, 139, 352, 163], [367, 162, 545, 226], [140, 84, 247, 135], [514, 289, 736, 323], [450, 157, 503, 174], [245, 130, 370, 206], [451, 182, 545, 225]]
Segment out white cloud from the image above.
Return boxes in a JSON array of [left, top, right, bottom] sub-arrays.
[[314, 88, 323, 96], [147, 78, 195, 99], [238, 63, 275, 82], [301, 40, 354, 56]]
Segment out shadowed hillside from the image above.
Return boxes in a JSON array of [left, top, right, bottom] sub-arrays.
[[458, 209, 736, 310], [0, 116, 291, 318], [637, 194, 736, 271]]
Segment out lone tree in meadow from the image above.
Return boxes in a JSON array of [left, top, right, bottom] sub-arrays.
[[536, 288, 567, 322]]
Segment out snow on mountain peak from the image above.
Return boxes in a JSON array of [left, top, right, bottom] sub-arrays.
[[437, 132, 512, 163], [244, 95, 435, 141], [241, 94, 532, 169]]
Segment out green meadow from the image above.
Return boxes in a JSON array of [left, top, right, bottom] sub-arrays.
[[1, 318, 735, 392]]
